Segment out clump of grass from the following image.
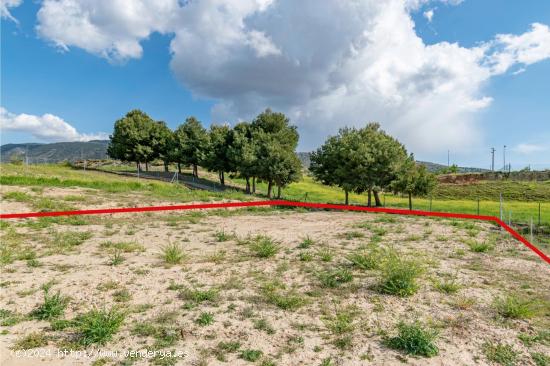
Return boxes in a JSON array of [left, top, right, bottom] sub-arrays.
[[298, 236, 315, 249], [494, 294, 537, 319], [195, 312, 214, 326], [253, 318, 275, 335], [49, 231, 92, 253], [179, 287, 218, 303], [377, 251, 423, 297], [240, 349, 263, 362], [3, 191, 33, 202], [249, 235, 279, 258], [298, 251, 313, 261], [518, 330, 550, 346], [109, 250, 125, 266], [532, 352, 550, 366], [0, 309, 25, 326], [214, 229, 235, 242], [75, 307, 125, 346], [341, 231, 364, 240], [100, 241, 144, 253], [465, 239, 494, 253], [324, 307, 357, 348], [483, 341, 518, 366], [12, 332, 48, 350], [112, 289, 132, 303], [31, 288, 69, 320], [316, 247, 334, 262], [215, 341, 241, 361], [433, 276, 461, 294], [318, 268, 353, 288], [161, 243, 187, 265], [262, 283, 306, 311], [346, 247, 380, 270], [385, 321, 439, 357]]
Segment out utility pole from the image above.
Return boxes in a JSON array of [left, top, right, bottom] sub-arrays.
[[491, 147, 495, 171], [503, 145, 507, 171]]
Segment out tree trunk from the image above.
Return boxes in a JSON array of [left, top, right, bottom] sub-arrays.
[[145, 161, 149, 171], [267, 181, 273, 198], [193, 164, 198, 178], [367, 189, 372, 207], [136, 162, 140, 171], [374, 190, 382, 207], [221, 171, 225, 186], [277, 186, 281, 199], [408, 192, 413, 210], [177, 163, 181, 174], [345, 190, 349, 205], [164, 161, 169, 172], [252, 177, 256, 193], [245, 177, 250, 194]]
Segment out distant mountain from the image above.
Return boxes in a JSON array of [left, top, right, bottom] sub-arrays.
[[297, 152, 487, 173], [0, 140, 109, 163]]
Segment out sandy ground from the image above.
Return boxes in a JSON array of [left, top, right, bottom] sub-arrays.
[[1, 207, 549, 365]]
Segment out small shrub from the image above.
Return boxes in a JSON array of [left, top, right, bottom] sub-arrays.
[[318, 268, 353, 288], [161, 243, 187, 265], [298, 236, 315, 249], [76, 307, 125, 346], [31, 289, 69, 320], [385, 321, 439, 357], [12, 332, 48, 350], [378, 251, 423, 297], [240, 349, 263, 362], [196, 312, 214, 326], [483, 341, 518, 366], [109, 250, 125, 266], [494, 294, 537, 319], [346, 248, 379, 270], [249, 235, 279, 258]]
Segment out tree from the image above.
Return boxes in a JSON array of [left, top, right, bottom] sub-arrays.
[[310, 128, 367, 205], [173, 117, 208, 178], [151, 121, 174, 172], [204, 124, 232, 186], [227, 122, 257, 193], [251, 109, 301, 198], [356, 123, 408, 207], [108, 110, 157, 171], [391, 155, 437, 210]]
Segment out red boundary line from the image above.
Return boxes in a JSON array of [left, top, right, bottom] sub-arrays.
[[1, 200, 548, 265]]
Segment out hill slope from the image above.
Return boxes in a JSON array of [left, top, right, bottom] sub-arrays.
[[0, 140, 109, 163]]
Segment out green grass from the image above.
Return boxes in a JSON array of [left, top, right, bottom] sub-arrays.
[[195, 312, 214, 326], [483, 341, 519, 366], [12, 332, 48, 350], [75, 307, 125, 346], [494, 294, 538, 319], [240, 349, 263, 362], [385, 321, 439, 357], [318, 268, 353, 288], [346, 247, 380, 270], [378, 251, 423, 297], [160, 243, 187, 265], [31, 289, 69, 320], [248, 235, 279, 258]]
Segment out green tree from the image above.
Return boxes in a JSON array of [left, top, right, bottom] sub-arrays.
[[204, 124, 232, 186], [108, 110, 157, 171], [251, 109, 301, 198], [391, 155, 437, 210], [151, 121, 174, 172], [173, 117, 208, 178], [227, 122, 257, 193], [310, 128, 366, 205]]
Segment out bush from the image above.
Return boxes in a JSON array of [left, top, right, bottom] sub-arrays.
[[494, 294, 537, 319], [31, 289, 69, 320], [76, 307, 125, 346], [378, 251, 423, 297], [385, 321, 439, 357], [249, 235, 279, 258]]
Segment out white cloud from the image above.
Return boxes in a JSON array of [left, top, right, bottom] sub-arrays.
[[512, 143, 548, 155], [1, 0, 22, 22], [32, 0, 550, 155], [0, 107, 108, 142], [423, 9, 434, 22], [36, 0, 180, 61]]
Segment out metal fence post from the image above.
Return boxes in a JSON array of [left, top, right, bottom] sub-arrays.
[[530, 217, 534, 243], [477, 199, 480, 215]]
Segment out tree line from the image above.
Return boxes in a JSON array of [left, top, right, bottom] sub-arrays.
[[310, 123, 436, 208], [108, 110, 435, 208], [107, 109, 302, 198]]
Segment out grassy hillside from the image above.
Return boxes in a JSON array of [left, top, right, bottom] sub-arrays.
[[1, 163, 548, 226]]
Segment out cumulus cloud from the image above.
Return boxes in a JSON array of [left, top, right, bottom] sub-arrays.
[[36, 0, 180, 61], [33, 0, 550, 154], [1, 0, 22, 22], [512, 143, 548, 155], [423, 9, 434, 22], [0, 107, 108, 142]]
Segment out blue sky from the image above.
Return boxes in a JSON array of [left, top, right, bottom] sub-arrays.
[[1, 0, 550, 169]]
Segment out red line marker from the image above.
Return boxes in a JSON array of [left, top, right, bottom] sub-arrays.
[[1, 200, 548, 265]]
